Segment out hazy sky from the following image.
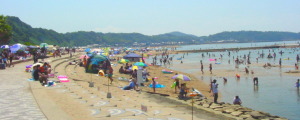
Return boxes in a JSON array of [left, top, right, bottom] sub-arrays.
[[1, 0, 300, 36]]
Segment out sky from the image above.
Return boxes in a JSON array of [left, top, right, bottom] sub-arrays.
[[1, 0, 300, 36]]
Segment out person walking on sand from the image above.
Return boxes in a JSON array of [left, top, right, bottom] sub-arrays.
[[108, 66, 114, 84], [8, 51, 14, 67], [152, 78, 156, 93], [211, 79, 219, 103], [209, 63, 212, 74]]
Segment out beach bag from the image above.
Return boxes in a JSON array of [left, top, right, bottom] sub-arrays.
[[171, 82, 176, 88]]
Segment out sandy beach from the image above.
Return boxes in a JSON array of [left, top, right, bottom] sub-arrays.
[[19, 50, 289, 120], [26, 52, 231, 120]]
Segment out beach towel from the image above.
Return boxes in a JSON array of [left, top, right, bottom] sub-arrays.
[[209, 59, 216, 61], [57, 75, 70, 82], [27, 78, 35, 81], [149, 84, 165, 88]]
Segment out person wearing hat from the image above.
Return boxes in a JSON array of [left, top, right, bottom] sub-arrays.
[[211, 79, 219, 103]]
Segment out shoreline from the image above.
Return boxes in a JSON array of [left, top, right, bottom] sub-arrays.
[[176, 44, 300, 53], [141, 61, 286, 119]]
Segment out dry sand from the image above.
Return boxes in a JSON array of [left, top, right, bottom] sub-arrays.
[[27, 53, 229, 120]]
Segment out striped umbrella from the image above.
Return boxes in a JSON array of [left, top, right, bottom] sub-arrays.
[[171, 74, 191, 81]]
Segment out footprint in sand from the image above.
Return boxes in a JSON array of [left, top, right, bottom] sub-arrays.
[[153, 110, 161, 115], [108, 108, 125, 116], [93, 100, 108, 107], [90, 109, 100, 116], [125, 109, 144, 116]]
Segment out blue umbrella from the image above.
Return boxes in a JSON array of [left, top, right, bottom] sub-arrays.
[[85, 48, 91, 52]]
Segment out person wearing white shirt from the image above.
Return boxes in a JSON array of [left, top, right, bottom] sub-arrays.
[[211, 79, 219, 103]]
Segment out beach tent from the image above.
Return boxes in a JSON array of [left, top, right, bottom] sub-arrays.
[[123, 53, 142, 62], [85, 54, 110, 73]]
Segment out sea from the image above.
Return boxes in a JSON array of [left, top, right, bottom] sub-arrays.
[[147, 40, 300, 120]]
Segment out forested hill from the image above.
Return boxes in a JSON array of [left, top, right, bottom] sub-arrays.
[[5, 16, 300, 46]]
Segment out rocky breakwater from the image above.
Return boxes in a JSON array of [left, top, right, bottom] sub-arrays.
[[197, 98, 287, 120]]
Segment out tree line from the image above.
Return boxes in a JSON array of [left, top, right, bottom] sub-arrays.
[[1, 15, 300, 47]]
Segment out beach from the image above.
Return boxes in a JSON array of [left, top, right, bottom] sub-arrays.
[[1, 44, 293, 119], [25, 53, 230, 120]]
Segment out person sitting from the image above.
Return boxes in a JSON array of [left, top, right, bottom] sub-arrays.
[[123, 78, 136, 90], [233, 96, 242, 105], [178, 83, 187, 99], [119, 66, 124, 73]]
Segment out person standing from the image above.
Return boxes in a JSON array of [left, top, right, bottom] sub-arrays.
[[8, 51, 14, 67], [211, 79, 218, 103], [296, 79, 300, 88], [201, 63, 204, 74], [279, 58, 282, 67], [209, 63, 212, 74], [253, 77, 258, 85], [108, 66, 114, 84], [152, 78, 156, 93]]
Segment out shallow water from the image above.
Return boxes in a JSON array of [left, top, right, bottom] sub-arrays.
[[147, 41, 300, 120]]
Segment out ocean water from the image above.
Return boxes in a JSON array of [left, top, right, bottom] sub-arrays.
[[146, 40, 300, 120]]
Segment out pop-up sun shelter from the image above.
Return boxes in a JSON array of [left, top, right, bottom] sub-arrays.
[[85, 54, 110, 73]]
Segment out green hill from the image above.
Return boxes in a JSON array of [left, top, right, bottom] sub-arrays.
[[4, 16, 300, 46]]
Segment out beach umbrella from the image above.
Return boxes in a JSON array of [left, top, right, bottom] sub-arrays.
[[85, 48, 91, 52], [171, 74, 191, 81], [10, 43, 23, 53], [133, 62, 148, 67], [0, 45, 9, 49], [39, 43, 49, 48], [79, 55, 89, 59], [118, 59, 130, 64], [31, 63, 43, 68], [129, 66, 143, 70]]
